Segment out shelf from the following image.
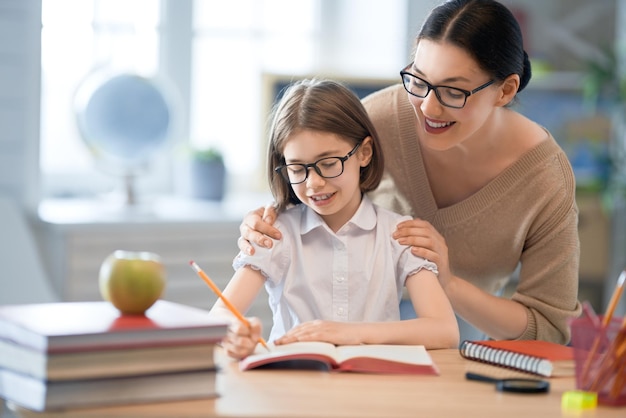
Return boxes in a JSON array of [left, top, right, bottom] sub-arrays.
[[37, 193, 273, 226], [527, 71, 584, 91]]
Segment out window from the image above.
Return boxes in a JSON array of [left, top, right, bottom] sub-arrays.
[[40, 0, 161, 198], [40, 0, 407, 200], [189, 0, 319, 192]]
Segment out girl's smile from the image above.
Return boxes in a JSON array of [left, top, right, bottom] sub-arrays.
[[308, 192, 336, 204]]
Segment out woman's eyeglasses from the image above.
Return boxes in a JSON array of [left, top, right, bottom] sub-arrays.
[[400, 64, 494, 109], [275, 142, 361, 185]]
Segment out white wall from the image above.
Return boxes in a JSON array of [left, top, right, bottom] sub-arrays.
[[0, 0, 41, 212]]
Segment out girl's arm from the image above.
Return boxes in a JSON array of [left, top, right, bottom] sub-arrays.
[[274, 270, 459, 349], [209, 265, 266, 359], [401, 269, 460, 348]]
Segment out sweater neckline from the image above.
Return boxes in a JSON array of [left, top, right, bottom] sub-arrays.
[[394, 95, 560, 226], [433, 138, 559, 226]]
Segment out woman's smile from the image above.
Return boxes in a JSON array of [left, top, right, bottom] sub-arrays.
[[424, 117, 455, 134]]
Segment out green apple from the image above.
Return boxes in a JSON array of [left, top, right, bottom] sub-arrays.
[[99, 250, 166, 315]]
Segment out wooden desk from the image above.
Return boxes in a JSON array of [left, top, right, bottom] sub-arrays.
[[4, 349, 625, 418]]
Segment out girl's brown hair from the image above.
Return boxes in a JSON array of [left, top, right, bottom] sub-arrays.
[[266, 79, 384, 212]]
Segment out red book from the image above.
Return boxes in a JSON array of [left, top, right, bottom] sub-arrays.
[[0, 300, 228, 353], [459, 339, 575, 377], [240, 342, 439, 375]]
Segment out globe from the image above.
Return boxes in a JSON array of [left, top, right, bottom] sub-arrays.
[[74, 71, 178, 204]]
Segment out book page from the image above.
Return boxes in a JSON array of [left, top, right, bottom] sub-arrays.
[[246, 341, 339, 363], [335, 344, 431, 365]]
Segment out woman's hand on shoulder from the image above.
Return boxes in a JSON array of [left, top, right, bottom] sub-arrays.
[[274, 320, 361, 346], [238, 204, 281, 255], [393, 218, 453, 289]]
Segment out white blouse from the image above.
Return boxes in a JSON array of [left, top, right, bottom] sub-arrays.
[[233, 195, 438, 342]]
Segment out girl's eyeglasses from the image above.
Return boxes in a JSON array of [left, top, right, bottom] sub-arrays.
[[275, 142, 361, 185]]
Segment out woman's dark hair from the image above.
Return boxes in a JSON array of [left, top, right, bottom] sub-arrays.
[[266, 79, 384, 212], [417, 0, 531, 93]]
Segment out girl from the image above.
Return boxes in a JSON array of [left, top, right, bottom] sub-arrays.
[[210, 79, 458, 359]]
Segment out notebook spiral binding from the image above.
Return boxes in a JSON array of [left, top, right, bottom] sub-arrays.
[[460, 340, 551, 376]]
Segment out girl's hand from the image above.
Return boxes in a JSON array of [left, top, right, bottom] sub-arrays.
[[238, 205, 281, 255], [274, 320, 361, 346], [221, 317, 263, 360], [393, 218, 453, 289]]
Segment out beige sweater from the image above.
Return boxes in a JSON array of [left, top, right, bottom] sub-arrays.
[[363, 84, 582, 344]]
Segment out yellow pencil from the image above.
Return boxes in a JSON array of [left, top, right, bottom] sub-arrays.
[[602, 270, 626, 327], [189, 260, 270, 351]]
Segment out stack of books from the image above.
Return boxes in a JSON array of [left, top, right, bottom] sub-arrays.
[[0, 300, 228, 412]]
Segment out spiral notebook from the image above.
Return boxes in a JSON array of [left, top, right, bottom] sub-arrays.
[[459, 339, 575, 377]]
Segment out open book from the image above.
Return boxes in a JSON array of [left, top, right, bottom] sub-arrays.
[[239, 342, 439, 375]]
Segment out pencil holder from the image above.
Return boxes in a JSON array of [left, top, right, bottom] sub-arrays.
[[570, 315, 626, 406]]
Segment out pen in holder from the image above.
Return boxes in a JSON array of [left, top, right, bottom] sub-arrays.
[[570, 315, 626, 406]]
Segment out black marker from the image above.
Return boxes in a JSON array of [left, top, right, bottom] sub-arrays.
[[465, 372, 550, 394]]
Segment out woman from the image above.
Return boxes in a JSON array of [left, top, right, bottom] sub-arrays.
[[238, 0, 581, 344]]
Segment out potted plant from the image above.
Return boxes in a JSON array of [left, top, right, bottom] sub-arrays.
[[582, 45, 626, 184], [176, 145, 226, 201], [582, 45, 626, 111]]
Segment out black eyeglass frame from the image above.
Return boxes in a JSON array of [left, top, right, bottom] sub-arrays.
[[400, 65, 495, 109], [275, 142, 362, 185]]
